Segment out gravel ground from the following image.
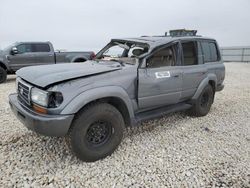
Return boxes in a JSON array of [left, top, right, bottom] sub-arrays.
[[0, 63, 250, 188]]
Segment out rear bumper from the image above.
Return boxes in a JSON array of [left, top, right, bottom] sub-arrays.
[[216, 84, 224, 92], [9, 93, 74, 137]]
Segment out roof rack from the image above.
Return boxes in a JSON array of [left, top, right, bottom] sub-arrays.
[[166, 29, 198, 37], [141, 29, 199, 38]]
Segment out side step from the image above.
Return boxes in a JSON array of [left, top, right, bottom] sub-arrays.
[[134, 102, 192, 124]]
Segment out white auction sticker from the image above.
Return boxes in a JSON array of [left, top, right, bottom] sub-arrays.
[[155, 71, 171, 78]]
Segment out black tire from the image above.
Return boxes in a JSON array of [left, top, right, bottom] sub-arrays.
[[188, 84, 214, 117], [68, 103, 125, 162], [0, 67, 7, 84]]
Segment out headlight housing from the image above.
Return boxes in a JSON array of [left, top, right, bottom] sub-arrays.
[[31, 88, 48, 107], [48, 92, 64, 108], [31, 88, 63, 108]]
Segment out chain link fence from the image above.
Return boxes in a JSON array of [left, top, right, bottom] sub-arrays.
[[220, 47, 250, 63]]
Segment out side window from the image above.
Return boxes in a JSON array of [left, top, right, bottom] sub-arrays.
[[197, 42, 204, 64], [181, 41, 198, 66], [209, 42, 218, 62], [16, 44, 32, 54], [146, 46, 176, 68], [201, 41, 219, 62], [32, 44, 50, 52], [201, 42, 211, 62]]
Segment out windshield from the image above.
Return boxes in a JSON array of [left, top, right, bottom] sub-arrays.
[[96, 40, 149, 64]]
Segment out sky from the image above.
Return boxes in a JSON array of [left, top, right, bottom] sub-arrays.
[[0, 0, 250, 52]]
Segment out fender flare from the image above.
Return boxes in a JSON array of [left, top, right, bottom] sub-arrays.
[[0, 61, 8, 70], [192, 74, 217, 100], [61, 86, 135, 119]]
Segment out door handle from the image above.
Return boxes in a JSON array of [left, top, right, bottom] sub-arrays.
[[173, 74, 180, 78]]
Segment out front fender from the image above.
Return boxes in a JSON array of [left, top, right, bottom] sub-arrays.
[[61, 86, 135, 119], [192, 74, 217, 100]]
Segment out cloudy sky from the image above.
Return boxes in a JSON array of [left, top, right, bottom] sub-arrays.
[[0, 0, 249, 52]]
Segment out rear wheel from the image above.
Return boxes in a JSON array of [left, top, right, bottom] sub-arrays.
[[189, 84, 214, 117], [0, 67, 7, 83], [68, 103, 125, 162]]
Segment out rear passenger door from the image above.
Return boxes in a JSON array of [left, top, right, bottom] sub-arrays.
[[31, 43, 54, 65], [138, 43, 182, 110], [180, 41, 207, 100]]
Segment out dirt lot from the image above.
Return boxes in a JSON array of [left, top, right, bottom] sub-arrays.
[[0, 63, 249, 187]]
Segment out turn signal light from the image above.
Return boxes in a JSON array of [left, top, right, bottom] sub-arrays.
[[33, 104, 48, 114]]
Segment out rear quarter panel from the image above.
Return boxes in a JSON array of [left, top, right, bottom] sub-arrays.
[[205, 61, 225, 86]]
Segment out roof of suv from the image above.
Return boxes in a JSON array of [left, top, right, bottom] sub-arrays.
[[113, 36, 215, 49]]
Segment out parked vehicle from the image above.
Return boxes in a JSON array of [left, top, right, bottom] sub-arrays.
[[0, 42, 95, 83], [9, 30, 225, 162]]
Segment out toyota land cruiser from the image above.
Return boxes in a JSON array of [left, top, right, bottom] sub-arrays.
[[9, 30, 225, 162]]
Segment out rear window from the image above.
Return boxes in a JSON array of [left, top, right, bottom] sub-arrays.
[[201, 41, 219, 62], [32, 44, 50, 52]]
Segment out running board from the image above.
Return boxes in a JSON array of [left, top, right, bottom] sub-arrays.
[[134, 103, 192, 124]]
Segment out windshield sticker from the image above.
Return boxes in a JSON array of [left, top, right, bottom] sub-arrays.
[[155, 71, 171, 78]]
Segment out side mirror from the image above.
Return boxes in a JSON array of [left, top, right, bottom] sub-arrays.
[[11, 47, 18, 55]]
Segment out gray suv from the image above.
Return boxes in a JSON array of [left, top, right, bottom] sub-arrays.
[[9, 30, 225, 162]]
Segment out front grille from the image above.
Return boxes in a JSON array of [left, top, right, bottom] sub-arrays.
[[17, 80, 31, 105]]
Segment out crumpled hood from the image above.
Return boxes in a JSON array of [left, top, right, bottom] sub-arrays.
[[16, 61, 122, 88]]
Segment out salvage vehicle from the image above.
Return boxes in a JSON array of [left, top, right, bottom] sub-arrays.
[[9, 30, 225, 162], [0, 42, 95, 83]]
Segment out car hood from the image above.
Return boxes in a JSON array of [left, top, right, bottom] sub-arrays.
[[16, 61, 122, 88]]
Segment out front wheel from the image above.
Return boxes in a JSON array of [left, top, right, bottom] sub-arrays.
[[68, 103, 125, 162], [0, 67, 7, 84], [188, 84, 214, 117]]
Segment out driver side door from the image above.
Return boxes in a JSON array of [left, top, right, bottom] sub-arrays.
[[8, 43, 36, 71], [138, 43, 183, 110]]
